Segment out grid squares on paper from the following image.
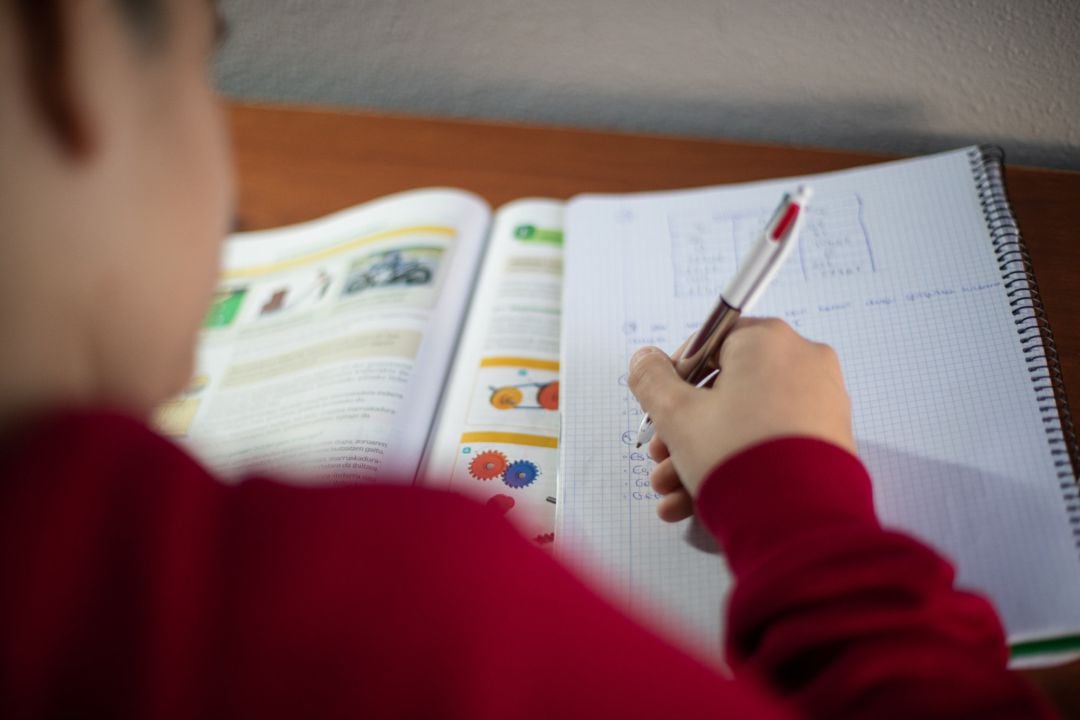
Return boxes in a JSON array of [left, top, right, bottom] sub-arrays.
[[558, 148, 1080, 657]]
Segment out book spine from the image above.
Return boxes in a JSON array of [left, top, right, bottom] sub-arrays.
[[968, 146, 1080, 551]]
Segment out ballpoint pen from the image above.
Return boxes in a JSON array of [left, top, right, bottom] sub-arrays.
[[635, 185, 813, 448]]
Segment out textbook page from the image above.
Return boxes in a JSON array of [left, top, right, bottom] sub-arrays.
[[155, 188, 491, 483], [424, 199, 565, 545], [557, 148, 1080, 664]]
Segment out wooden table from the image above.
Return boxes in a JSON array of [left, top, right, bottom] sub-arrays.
[[228, 101, 1080, 716], [230, 102, 1080, 445]]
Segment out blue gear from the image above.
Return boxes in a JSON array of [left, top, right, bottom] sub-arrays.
[[502, 460, 539, 489]]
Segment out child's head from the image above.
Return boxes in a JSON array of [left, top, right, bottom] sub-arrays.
[[0, 0, 232, 422]]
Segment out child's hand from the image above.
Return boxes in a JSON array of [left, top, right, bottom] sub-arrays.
[[628, 318, 856, 522]]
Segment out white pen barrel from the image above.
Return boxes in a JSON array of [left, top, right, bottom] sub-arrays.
[[723, 237, 782, 309], [724, 186, 812, 311]]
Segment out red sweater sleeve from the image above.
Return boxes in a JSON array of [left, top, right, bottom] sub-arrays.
[[697, 437, 1056, 719], [0, 413, 1054, 719]]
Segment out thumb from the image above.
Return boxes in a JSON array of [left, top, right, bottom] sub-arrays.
[[628, 346, 690, 424]]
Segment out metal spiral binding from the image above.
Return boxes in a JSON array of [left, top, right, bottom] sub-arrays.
[[967, 146, 1080, 549]]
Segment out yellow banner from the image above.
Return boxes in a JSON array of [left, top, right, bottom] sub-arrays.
[[479, 357, 560, 372], [460, 432, 559, 449]]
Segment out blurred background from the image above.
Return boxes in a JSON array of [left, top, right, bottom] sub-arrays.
[[215, 0, 1080, 170]]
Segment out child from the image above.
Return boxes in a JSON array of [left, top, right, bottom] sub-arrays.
[[0, 1, 1057, 717]]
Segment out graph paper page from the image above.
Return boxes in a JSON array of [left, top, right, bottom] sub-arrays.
[[557, 147, 1080, 664]]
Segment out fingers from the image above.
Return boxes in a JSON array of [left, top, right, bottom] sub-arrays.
[[648, 435, 669, 463], [651, 459, 693, 522], [657, 488, 694, 523], [628, 346, 691, 426], [650, 457, 680, 494]]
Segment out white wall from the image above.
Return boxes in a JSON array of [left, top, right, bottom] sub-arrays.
[[215, 0, 1080, 170]]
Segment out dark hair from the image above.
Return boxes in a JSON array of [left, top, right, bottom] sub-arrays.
[[12, 0, 167, 154], [113, 0, 168, 47], [14, 0, 167, 48]]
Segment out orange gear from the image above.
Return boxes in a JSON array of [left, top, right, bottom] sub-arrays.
[[468, 450, 508, 480], [537, 381, 559, 411], [490, 386, 524, 410]]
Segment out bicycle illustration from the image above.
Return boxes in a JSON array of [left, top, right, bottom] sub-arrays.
[[344, 249, 436, 295]]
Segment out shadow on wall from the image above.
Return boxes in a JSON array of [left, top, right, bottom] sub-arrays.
[[217, 74, 1080, 170], [213, 0, 1080, 170], [451, 79, 1080, 169]]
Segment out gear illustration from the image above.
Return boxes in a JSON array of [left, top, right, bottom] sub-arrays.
[[487, 379, 560, 412], [490, 386, 525, 410], [502, 460, 539, 489], [537, 381, 559, 411], [469, 450, 508, 480]]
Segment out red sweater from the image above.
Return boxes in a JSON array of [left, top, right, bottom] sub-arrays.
[[0, 411, 1053, 718]]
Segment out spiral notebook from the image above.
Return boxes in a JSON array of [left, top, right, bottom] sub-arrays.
[[556, 146, 1080, 666]]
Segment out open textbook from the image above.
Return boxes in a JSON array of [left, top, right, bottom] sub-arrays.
[[159, 146, 1080, 661], [156, 190, 565, 544]]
